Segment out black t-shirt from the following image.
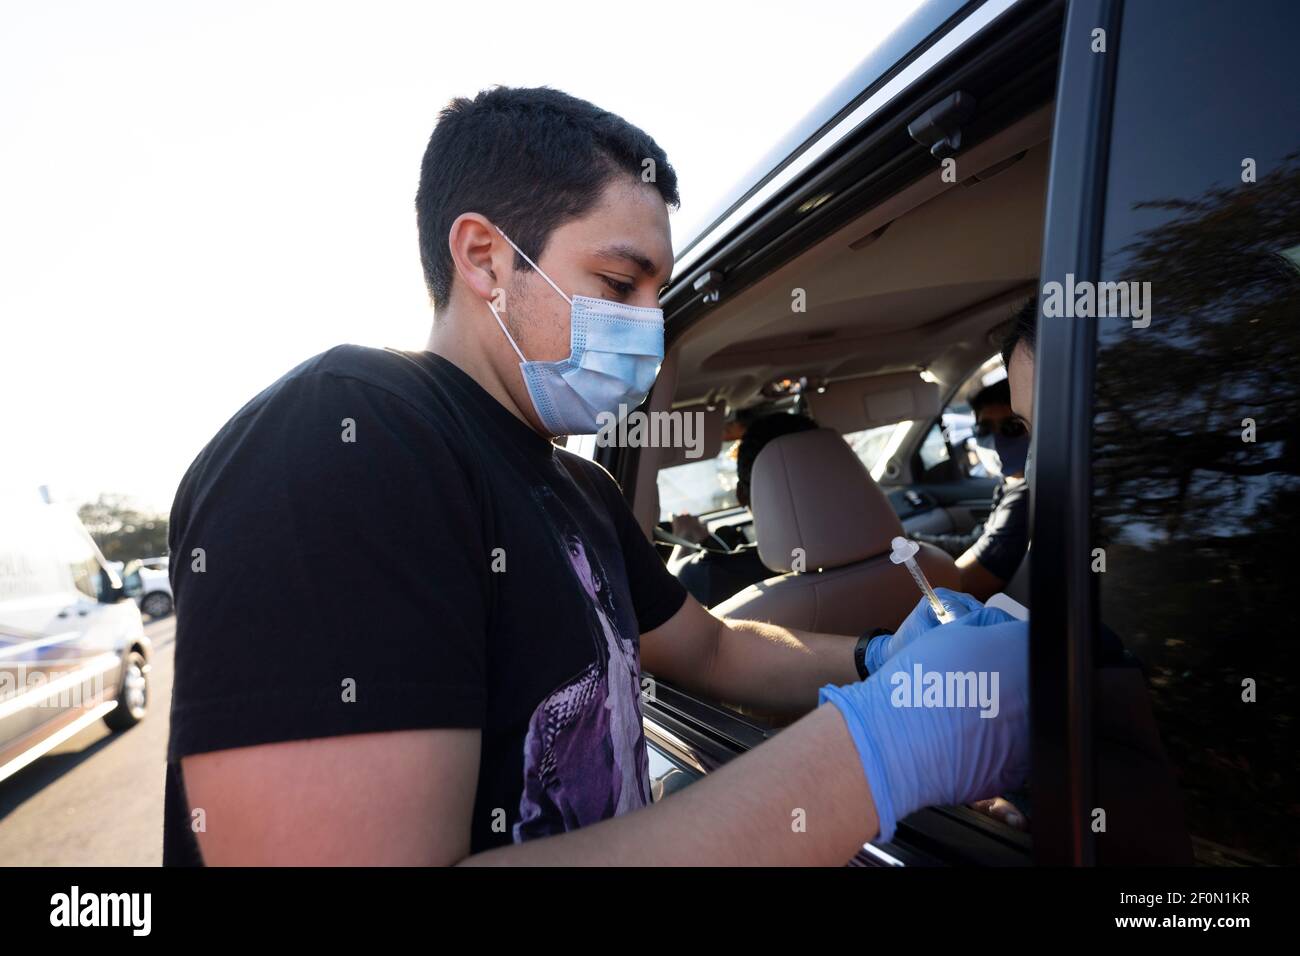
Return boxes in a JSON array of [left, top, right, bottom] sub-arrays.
[[913, 478, 1030, 582], [162, 345, 687, 865], [966, 478, 1029, 582]]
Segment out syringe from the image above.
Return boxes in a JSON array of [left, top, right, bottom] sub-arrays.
[[889, 536, 956, 624]]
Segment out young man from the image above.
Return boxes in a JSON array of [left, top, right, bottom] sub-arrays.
[[914, 377, 1030, 601], [1002, 299, 1038, 432], [994, 299, 1192, 861], [164, 86, 1029, 866]]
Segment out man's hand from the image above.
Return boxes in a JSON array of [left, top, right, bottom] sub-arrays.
[[670, 512, 711, 544], [820, 608, 1029, 841], [865, 588, 985, 673], [970, 796, 1029, 830]]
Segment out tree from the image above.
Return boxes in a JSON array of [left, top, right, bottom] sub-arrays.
[[78, 494, 169, 562]]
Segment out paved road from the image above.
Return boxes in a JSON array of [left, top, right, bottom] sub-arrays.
[[0, 616, 175, 866]]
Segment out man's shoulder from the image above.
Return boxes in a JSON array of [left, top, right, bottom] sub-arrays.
[[295, 342, 423, 380], [279, 344, 442, 411], [209, 345, 455, 437], [173, 346, 465, 512], [997, 477, 1030, 506]]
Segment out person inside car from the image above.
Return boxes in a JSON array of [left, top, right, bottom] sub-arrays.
[[914, 375, 1030, 601], [975, 297, 1192, 862], [164, 86, 1030, 866], [667, 410, 820, 607]]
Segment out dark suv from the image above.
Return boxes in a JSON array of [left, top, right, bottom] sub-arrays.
[[584, 0, 1298, 865]]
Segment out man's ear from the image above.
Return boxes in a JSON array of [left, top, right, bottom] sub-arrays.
[[447, 213, 510, 303]]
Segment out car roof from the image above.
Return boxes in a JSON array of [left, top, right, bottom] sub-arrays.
[[672, 0, 968, 264]]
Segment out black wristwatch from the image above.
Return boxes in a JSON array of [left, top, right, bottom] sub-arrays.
[[854, 627, 894, 679]]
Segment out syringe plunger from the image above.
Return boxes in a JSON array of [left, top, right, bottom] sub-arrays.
[[889, 536, 956, 624]]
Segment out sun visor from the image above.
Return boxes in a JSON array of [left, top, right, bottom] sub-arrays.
[[807, 372, 940, 433], [656, 403, 726, 468]]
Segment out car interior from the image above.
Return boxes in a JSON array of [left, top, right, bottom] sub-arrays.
[[629, 104, 1052, 645]]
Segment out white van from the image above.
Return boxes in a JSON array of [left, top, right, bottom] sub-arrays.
[[0, 491, 151, 784]]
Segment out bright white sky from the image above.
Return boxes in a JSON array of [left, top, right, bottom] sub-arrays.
[[0, 0, 922, 514]]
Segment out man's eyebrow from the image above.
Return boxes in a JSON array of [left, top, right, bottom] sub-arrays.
[[593, 243, 667, 282]]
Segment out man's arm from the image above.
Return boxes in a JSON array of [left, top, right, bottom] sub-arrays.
[[185, 614, 1029, 866], [465, 703, 873, 865], [956, 478, 1029, 601], [183, 728, 481, 866], [912, 526, 982, 560], [955, 549, 1007, 602], [639, 593, 858, 717], [184, 703, 876, 866]]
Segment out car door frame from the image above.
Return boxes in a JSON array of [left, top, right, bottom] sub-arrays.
[[1024, 0, 1122, 865]]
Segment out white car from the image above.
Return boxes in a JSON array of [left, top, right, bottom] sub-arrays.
[[1, 492, 152, 784], [120, 558, 173, 619]]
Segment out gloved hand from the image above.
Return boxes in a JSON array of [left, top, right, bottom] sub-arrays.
[[821, 608, 1029, 843], [864, 588, 987, 674]]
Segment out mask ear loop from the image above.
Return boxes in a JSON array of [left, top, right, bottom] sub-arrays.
[[485, 296, 528, 364], [483, 224, 574, 364], [495, 227, 573, 305]]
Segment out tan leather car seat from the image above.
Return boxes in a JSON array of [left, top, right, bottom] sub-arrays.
[[711, 428, 960, 635]]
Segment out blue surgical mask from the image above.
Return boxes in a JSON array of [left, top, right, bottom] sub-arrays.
[[975, 431, 1030, 477], [972, 433, 1001, 476], [485, 227, 664, 436], [994, 431, 1030, 477]]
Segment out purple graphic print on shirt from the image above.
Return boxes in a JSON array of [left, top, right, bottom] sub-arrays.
[[514, 489, 651, 842]]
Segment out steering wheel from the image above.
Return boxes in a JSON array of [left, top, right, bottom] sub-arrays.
[[654, 525, 733, 554]]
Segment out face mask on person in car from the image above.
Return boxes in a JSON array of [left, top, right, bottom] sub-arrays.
[[972, 433, 1003, 476], [974, 431, 1030, 478], [484, 226, 664, 436], [993, 430, 1029, 477]]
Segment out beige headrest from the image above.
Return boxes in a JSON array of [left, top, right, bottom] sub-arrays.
[[751, 428, 904, 572]]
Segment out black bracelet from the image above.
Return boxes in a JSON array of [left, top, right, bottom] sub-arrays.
[[853, 627, 893, 679]]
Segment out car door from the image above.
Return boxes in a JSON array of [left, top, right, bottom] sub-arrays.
[[1033, 0, 1300, 865]]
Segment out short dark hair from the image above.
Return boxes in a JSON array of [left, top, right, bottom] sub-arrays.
[[969, 379, 1012, 415], [736, 412, 820, 498], [415, 87, 680, 311], [1000, 298, 1038, 369]]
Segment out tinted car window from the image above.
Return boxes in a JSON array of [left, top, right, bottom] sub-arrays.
[[1091, 0, 1300, 864]]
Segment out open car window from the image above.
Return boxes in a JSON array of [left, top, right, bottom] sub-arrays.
[[843, 421, 912, 481], [915, 356, 1007, 483], [656, 440, 739, 521]]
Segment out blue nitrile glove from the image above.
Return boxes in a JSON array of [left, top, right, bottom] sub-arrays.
[[864, 588, 988, 674], [821, 608, 1029, 843]]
